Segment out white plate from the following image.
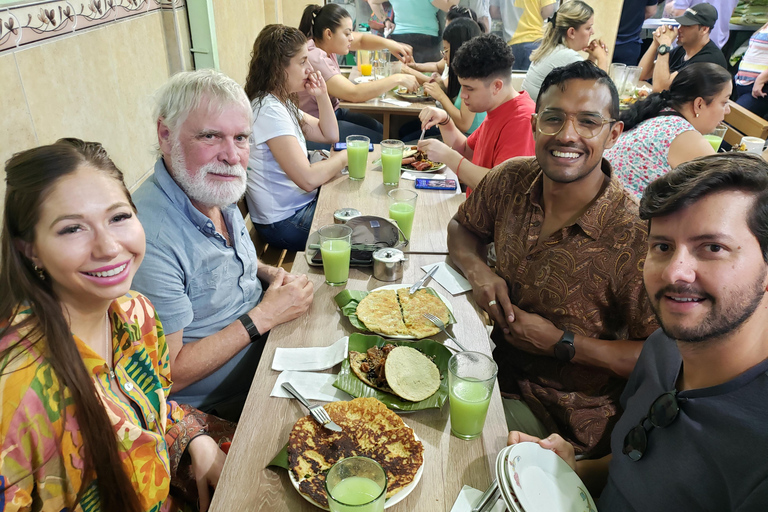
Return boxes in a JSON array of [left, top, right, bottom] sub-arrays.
[[496, 446, 524, 512], [289, 427, 425, 510], [366, 283, 455, 340], [506, 442, 597, 512], [401, 146, 447, 174]]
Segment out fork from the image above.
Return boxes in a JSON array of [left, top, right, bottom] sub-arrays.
[[281, 382, 342, 432], [423, 313, 469, 352]]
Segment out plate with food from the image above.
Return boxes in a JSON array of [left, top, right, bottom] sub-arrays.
[[334, 333, 452, 411], [401, 146, 446, 173], [287, 397, 425, 509], [394, 86, 433, 101], [334, 284, 455, 340]]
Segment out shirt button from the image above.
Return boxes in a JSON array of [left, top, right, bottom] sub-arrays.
[[124, 382, 134, 392], [147, 413, 156, 422]]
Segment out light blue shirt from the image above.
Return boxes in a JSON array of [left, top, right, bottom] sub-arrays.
[[389, 0, 440, 37], [132, 159, 263, 409]]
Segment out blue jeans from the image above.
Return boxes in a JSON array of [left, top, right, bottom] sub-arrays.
[[254, 196, 318, 251], [736, 82, 768, 119], [511, 41, 540, 71]]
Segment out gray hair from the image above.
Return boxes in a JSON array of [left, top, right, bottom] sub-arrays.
[[154, 69, 252, 139]]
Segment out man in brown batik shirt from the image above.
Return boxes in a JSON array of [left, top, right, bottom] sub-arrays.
[[447, 61, 658, 457]]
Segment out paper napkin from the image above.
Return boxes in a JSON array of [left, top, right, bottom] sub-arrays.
[[381, 98, 411, 107], [270, 371, 352, 402], [271, 337, 349, 371], [420, 262, 472, 295], [450, 485, 506, 512]]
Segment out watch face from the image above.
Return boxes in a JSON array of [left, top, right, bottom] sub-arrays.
[[658, 44, 670, 55], [554, 340, 575, 362]]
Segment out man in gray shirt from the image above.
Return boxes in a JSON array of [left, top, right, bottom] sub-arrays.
[[132, 70, 313, 421]]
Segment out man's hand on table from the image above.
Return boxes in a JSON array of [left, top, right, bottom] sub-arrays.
[[501, 306, 562, 357], [188, 435, 227, 512], [251, 271, 313, 333], [508, 431, 576, 472]]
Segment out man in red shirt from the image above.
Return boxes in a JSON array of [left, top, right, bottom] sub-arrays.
[[418, 33, 536, 191]]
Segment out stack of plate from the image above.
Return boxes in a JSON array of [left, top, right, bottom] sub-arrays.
[[494, 442, 598, 512]]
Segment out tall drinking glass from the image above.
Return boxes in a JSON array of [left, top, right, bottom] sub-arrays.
[[448, 351, 498, 440], [704, 123, 728, 152], [347, 135, 370, 181], [381, 139, 404, 186], [609, 63, 627, 91], [319, 224, 353, 286], [387, 188, 417, 241], [622, 65, 642, 97], [325, 456, 388, 512]]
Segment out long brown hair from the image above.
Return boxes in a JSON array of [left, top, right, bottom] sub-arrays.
[[244, 24, 307, 129], [530, 0, 593, 63], [0, 138, 143, 512]]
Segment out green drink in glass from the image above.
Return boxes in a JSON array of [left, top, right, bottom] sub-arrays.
[[319, 224, 353, 286], [703, 134, 723, 152], [347, 135, 370, 180], [381, 139, 404, 186], [448, 351, 498, 440], [387, 188, 418, 241], [326, 457, 387, 512]]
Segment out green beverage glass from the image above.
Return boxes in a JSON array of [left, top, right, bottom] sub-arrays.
[[448, 351, 498, 440], [319, 224, 353, 286], [347, 135, 370, 181], [381, 139, 404, 186], [705, 123, 728, 152], [387, 188, 417, 241], [325, 456, 388, 512]]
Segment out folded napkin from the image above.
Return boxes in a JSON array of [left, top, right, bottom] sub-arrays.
[[272, 337, 348, 371], [450, 485, 506, 512], [381, 98, 411, 107], [421, 262, 472, 296], [401, 172, 446, 181], [270, 371, 352, 402]]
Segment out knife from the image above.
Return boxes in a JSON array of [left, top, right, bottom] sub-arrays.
[[471, 479, 499, 512], [410, 264, 439, 294]]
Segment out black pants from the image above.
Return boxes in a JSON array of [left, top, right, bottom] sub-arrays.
[[390, 33, 442, 63]]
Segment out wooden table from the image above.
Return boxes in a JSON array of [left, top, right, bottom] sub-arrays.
[[313, 145, 465, 254], [209, 254, 508, 512]]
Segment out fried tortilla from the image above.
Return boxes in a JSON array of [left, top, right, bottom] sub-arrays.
[[356, 289, 410, 336], [288, 397, 424, 508], [385, 346, 441, 402], [349, 345, 395, 393], [397, 288, 450, 338], [355, 287, 451, 338]]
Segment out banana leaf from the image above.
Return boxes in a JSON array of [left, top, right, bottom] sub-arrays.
[[332, 333, 452, 411]]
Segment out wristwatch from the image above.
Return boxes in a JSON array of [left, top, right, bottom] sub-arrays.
[[553, 330, 576, 362], [657, 44, 671, 56], [239, 313, 262, 342]]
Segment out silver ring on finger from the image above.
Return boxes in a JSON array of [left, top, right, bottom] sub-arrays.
[[488, 300, 498, 307]]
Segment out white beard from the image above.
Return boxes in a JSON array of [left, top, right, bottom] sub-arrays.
[[169, 140, 247, 208]]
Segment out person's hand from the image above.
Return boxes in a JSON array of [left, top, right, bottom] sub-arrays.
[[384, 18, 395, 33], [423, 80, 447, 102], [430, 72, 442, 82], [187, 435, 227, 512], [586, 38, 608, 56], [396, 74, 419, 92], [753, 74, 767, 98], [304, 71, 327, 98], [253, 271, 313, 332], [416, 138, 456, 164], [501, 305, 562, 356], [388, 40, 413, 63], [331, 148, 349, 167], [464, 265, 514, 332], [507, 432, 576, 472], [654, 25, 678, 47], [419, 106, 449, 129]]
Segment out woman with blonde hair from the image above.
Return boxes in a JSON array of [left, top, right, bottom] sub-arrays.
[[522, 0, 609, 101]]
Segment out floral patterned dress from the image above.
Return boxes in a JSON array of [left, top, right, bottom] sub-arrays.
[[604, 113, 695, 202]]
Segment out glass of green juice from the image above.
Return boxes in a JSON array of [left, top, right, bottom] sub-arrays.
[[704, 123, 728, 152], [325, 456, 388, 512], [381, 139, 404, 186], [347, 135, 370, 181], [448, 351, 498, 440], [387, 188, 417, 242], [319, 224, 353, 286]]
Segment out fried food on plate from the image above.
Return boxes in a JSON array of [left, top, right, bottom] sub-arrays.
[[385, 346, 441, 402], [398, 288, 449, 338], [356, 289, 410, 336]]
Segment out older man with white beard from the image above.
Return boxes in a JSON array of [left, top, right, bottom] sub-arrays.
[[132, 70, 313, 421]]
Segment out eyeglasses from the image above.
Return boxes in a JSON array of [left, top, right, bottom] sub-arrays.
[[533, 111, 616, 139], [622, 390, 681, 461]]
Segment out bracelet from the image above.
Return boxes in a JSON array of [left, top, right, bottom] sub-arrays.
[[438, 116, 450, 126], [238, 313, 262, 342], [457, 156, 466, 178]]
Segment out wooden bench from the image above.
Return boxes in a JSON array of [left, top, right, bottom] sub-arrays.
[[237, 198, 296, 271], [723, 100, 768, 147]]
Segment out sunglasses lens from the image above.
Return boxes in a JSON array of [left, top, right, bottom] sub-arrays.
[[623, 424, 647, 461], [648, 392, 679, 428]]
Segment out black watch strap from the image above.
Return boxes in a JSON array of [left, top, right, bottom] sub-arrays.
[[554, 330, 576, 362], [239, 313, 261, 342]]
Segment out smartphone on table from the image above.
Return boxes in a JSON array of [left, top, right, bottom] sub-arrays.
[[333, 142, 375, 152]]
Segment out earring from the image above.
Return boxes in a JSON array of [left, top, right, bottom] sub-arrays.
[[34, 265, 45, 280], [695, 112, 699, 118]]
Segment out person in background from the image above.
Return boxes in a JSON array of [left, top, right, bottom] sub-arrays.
[[509, 0, 558, 70], [490, 0, 520, 47], [613, 0, 659, 66], [510, 152, 768, 510], [666, 0, 739, 48], [605, 63, 732, 202], [449, 61, 658, 458], [460, 1, 490, 32], [366, 0, 394, 36], [369, 0, 460, 62], [0, 139, 232, 512], [132, 70, 314, 422], [639, 2, 728, 92], [523, 0, 610, 102], [400, 18, 486, 141], [245, 25, 348, 252], [734, 21, 768, 119], [298, 4, 416, 145]]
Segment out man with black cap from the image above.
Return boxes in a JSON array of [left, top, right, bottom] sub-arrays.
[[639, 2, 728, 92]]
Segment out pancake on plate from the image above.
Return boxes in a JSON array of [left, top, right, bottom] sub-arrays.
[[288, 397, 424, 508], [356, 289, 410, 336], [384, 346, 441, 402], [397, 288, 450, 338]]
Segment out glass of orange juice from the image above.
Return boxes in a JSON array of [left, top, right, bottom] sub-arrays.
[[357, 50, 373, 76]]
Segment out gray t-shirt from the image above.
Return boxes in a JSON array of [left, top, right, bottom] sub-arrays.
[[600, 329, 768, 511], [522, 44, 583, 101]]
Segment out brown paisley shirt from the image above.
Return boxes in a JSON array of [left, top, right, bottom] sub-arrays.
[[455, 156, 658, 457]]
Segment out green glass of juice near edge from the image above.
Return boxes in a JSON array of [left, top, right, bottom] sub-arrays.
[[704, 123, 728, 152], [381, 139, 404, 186], [448, 351, 498, 440], [319, 224, 353, 286], [387, 188, 417, 242], [347, 135, 370, 181], [325, 456, 388, 512]]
